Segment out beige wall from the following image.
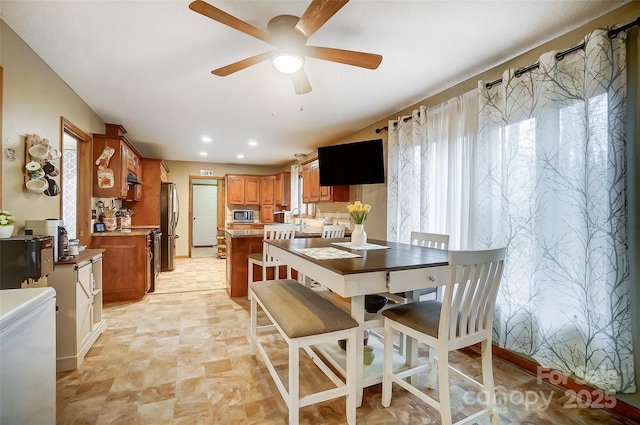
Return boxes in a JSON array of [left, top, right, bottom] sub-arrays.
[[1, 21, 104, 233], [163, 160, 282, 256]]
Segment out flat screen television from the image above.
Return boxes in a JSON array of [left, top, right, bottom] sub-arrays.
[[317, 139, 385, 186]]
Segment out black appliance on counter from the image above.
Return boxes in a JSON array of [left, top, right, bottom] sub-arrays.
[[0, 236, 55, 289]]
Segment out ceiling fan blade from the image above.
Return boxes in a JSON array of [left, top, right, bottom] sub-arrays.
[[211, 51, 274, 76], [189, 0, 271, 43], [295, 0, 349, 38], [306, 46, 382, 69], [292, 69, 312, 95]]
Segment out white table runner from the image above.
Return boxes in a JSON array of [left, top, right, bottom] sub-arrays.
[[294, 247, 362, 260]]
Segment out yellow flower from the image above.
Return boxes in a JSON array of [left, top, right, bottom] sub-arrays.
[[347, 201, 370, 224]]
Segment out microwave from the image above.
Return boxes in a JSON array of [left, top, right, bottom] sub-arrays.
[[233, 210, 254, 223]]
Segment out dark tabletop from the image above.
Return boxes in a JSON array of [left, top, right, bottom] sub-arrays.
[[265, 238, 449, 276]]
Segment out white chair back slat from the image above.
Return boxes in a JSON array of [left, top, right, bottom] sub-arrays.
[[263, 224, 296, 264], [322, 224, 346, 239], [441, 247, 506, 341], [410, 232, 449, 250]]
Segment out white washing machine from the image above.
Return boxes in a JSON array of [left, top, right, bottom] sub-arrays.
[[0, 287, 56, 425]]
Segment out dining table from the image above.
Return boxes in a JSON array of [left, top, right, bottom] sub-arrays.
[[262, 237, 449, 406]]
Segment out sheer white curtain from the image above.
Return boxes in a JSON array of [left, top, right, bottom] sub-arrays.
[[386, 91, 478, 249], [476, 29, 635, 393]]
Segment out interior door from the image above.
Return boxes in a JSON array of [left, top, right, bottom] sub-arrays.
[[192, 185, 218, 246]]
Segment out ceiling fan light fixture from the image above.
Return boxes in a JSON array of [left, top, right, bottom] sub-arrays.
[[272, 52, 304, 75]]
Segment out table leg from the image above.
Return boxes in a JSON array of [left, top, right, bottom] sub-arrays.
[[350, 294, 365, 407]]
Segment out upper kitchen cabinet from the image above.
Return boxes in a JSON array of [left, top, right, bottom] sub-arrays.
[[227, 174, 260, 205], [93, 124, 143, 201], [124, 158, 169, 226], [274, 171, 291, 207], [260, 175, 276, 223], [302, 159, 348, 203], [260, 176, 275, 205]]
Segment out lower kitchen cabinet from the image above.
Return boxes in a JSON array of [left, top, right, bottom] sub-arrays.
[[47, 249, 107, 371], [90, 232, 153, 302]]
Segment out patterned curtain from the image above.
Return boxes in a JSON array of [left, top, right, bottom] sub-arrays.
[[387, 91, 478, 248], [476, 29, 635, 393]]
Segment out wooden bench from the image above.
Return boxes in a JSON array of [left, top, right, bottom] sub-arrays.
[[250, 279, 359, 425]]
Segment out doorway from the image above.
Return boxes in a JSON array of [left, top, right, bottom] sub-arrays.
[[189, 176, 225, 258]]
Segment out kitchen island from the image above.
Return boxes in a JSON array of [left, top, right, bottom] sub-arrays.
[[224, 227, 332, 298]]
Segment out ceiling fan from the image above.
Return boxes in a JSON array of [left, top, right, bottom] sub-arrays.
[[189, 0, 383, 94]]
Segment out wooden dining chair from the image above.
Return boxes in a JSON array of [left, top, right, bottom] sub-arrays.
[[247, 224, 296, 297], [321, 224, 346, 238], [381, 247, 506, 425]]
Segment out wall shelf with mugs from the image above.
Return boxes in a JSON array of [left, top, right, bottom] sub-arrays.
[[23, 134, 61, 196]]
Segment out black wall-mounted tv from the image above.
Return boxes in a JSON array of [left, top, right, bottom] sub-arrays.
[[317, 139, 385, 186]]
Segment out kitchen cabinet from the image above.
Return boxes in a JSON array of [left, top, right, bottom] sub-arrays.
[[302, 159, 349, 203], [90, 231, 153, 302], [275, 171, 291, 206], [47, 249, 107, 371], [261, 205, 275, 223], [302, 165, 311, 203], [93, 124, 143, 201], [260, 176, 276, 223], [260, 176, 275, 205], [125, 158, 169, 226], [226, 174, 260, 205]]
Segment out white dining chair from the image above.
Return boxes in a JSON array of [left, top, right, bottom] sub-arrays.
[[410, 231, 449, 250], [383, 232, 450, 305], [247, 224, 296, 297], [305, 224, 347, 290], [321, 224, 346, 238], [381, 247, 506, 425]]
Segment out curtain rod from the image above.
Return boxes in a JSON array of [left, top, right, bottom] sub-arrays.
[[375, 16, 639, 134], [484, 16, 639, 89]]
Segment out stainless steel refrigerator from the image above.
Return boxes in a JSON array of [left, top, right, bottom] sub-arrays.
[[160, 182, 179, 271]]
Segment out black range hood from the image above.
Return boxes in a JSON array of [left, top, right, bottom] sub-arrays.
[[127, 172, 142, 185]]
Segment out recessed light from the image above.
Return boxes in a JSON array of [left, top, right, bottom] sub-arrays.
[[202, 136, 212, 143], [237, 154, 244, 159], [199, 152, 207, 156], [248, 140, 258, 147]]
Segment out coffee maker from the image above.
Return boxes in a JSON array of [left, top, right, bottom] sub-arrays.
[[24, 218, 69, 260]]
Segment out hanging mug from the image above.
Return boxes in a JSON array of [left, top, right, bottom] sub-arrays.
[[42, 161, 59, 177], [44, 176, 59, 196], [25, 161, 45, 179]]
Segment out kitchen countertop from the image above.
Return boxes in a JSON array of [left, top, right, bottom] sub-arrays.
[[55, 248, 105, 266], [91, 228, 158, 237], [225, 226, 348, 238]]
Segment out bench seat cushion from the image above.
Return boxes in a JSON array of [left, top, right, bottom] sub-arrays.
[[251, 280, 358, 338]]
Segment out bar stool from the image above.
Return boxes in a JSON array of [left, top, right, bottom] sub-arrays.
[[247, 224, 296, 297], [381, 247, 506, 425], [321, 224, 346, 238]]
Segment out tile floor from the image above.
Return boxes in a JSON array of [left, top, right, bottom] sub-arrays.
[[55, 250, 638, 424]]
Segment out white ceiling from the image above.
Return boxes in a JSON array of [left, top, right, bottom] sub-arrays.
[[1, 0, 627, 166]]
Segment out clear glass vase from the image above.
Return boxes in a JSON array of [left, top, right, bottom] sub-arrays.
[[350, 223, 367, 246]]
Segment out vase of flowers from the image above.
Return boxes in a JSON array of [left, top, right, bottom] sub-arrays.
[[0, 210, 16, 239], [347, 201, 370, 246]]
